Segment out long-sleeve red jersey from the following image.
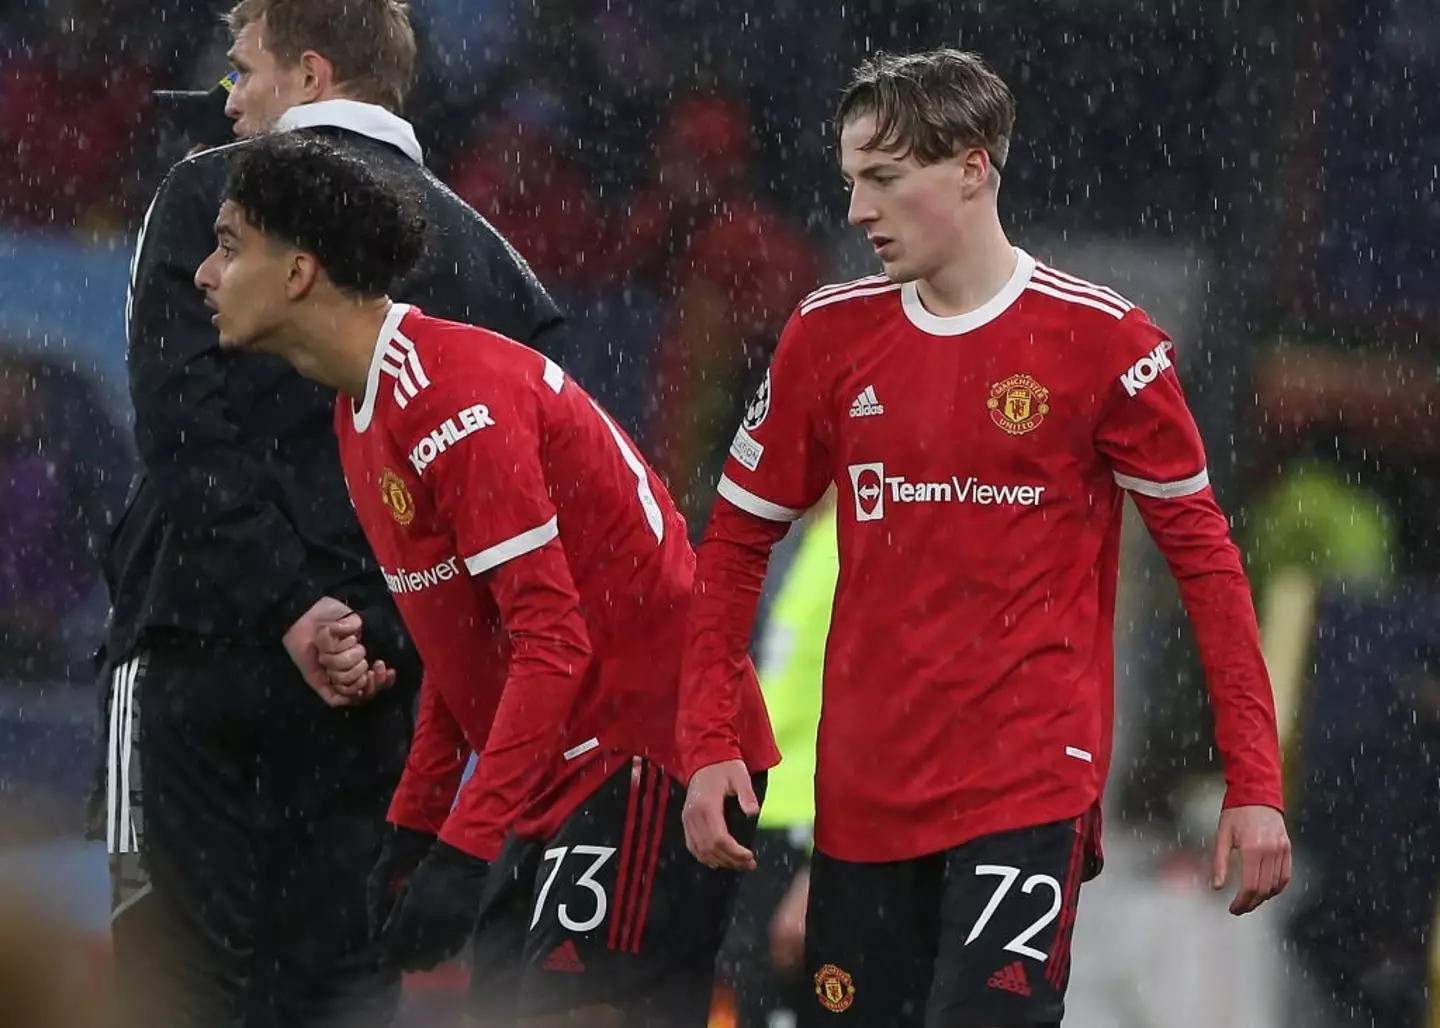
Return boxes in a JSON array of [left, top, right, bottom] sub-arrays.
[[679, 251, 1283, 864], [336, 305, 779, 860]]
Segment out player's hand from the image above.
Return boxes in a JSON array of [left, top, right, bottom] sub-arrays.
[[318, 614, 397, 701], [378, 841, 489, 971], [366, 824, 438, 938], [1211, 804, 1292, 915], [769, 864, 810, 971], [282, 596, 358, 706], [682, 759, 760, 871], [318, 614, 369, 687]]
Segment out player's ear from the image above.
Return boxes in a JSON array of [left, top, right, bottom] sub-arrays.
[[287, 251, 320, 301], [958, 147, 991, 199], [296, 50, 334, 103]]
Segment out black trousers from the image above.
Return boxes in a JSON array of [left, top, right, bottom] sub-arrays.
[[717, 827, 811, 1028], [102, 640, 412, 1028]]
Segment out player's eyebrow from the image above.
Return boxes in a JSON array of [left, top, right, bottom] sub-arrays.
[[843, 162, 902, 184], [214, 221, 238, 242], [227, 49, 250, 73]]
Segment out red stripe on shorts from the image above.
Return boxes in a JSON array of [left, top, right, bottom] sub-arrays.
[[606, 757, 645, 951], [1047, 811, 1088, 988], [616, 760, 660, 951], [627, 771, 673, 954]]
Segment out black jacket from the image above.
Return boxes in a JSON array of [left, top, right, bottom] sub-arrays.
[[103, 106, 564, 668]]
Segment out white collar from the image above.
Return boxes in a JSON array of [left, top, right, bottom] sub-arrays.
[[352, 303, 413, 433], [275, 99, 424, 165], [901, 247, 1035, 336]]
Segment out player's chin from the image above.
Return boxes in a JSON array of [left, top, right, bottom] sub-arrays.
[[233, 115, 262, 141], [214, 323, 252, 352], [877, 256, 917, 284]]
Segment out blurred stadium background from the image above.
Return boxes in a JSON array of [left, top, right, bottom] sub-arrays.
[[2, 0, 1438, 1024]]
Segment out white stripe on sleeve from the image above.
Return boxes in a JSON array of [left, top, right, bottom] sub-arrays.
[[1024, 281, 1128, 319], [1113, 467, 1210, 499], [464, 516, 561, 575], [716, 475, 806, 522]]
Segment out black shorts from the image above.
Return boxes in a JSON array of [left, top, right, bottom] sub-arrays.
[[803, 810, 1097, 1028], [471, 756, 764, 1024]]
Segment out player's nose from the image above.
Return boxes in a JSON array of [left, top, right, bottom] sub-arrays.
[[847, 187, 876, 227], [194, 253, 217, 293]]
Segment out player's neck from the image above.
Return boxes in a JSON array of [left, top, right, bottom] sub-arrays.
[[291, 298, 393, 399], [914, 219, 1015, 319]]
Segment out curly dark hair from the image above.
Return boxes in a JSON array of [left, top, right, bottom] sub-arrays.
[[222, 132, 426, 297]]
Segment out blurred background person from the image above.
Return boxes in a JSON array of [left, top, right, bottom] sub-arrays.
[[609, 92, 819, 526], [0, 350, 128, 683]]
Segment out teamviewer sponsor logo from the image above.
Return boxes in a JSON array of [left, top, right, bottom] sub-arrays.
[[409, 403, 495, 474], [1118, 341, 1174, 397], [383, 556, 461, 594], [889, 476, 1045, 507], [847, 462, 1045, 521], [849, 462, 886, 521]]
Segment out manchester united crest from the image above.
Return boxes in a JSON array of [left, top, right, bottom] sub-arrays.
[[987, 374, 1050, 436], [814, 963, 856, 1013], [379, 468, 415, 526]]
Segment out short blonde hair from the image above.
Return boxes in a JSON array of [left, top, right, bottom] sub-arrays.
[[226, 0, 416, 113], [836, 49, 1016, 171]]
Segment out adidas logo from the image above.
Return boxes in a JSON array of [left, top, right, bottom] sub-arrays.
[[986, 961, 1031, 997], [849, 385, 884, 417], [542, 939, 586, 973]]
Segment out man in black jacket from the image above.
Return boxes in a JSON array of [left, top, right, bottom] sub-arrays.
[[99, 2, 566, 1025]]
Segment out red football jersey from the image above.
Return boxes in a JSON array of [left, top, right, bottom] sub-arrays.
[[336, 305, 777, 860], [681, 250, 1282, 863]]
